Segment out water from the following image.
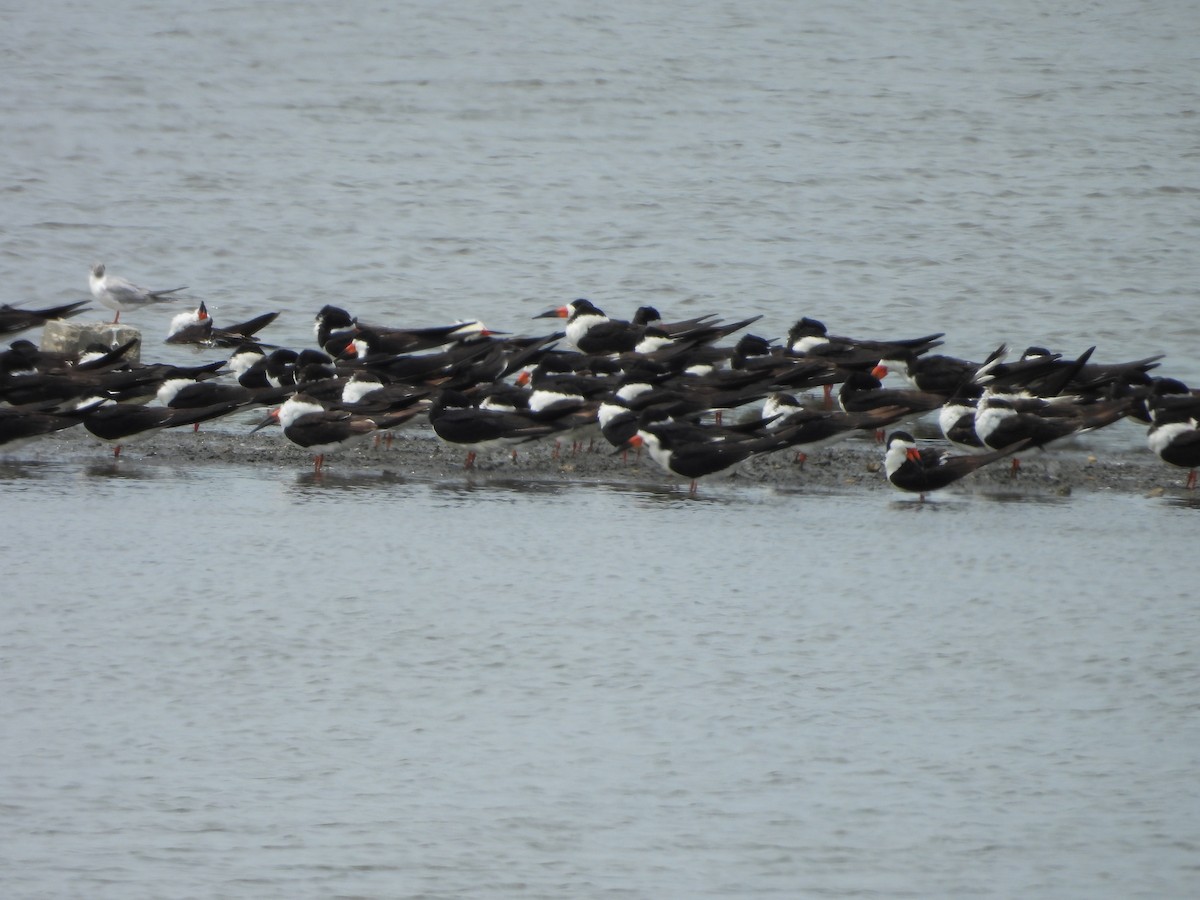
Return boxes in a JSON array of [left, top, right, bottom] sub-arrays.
[[1, 460, 1198, 898], [2, 1, 1200, 896], [2, 1, 1198, 382]]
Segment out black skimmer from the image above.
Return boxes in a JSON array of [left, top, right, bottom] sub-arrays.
[[252, 392, 424, 473], [313, 305, 359, 355], [0, 400, 104, 450], [228, 343, 269, 387], [166, 301, 280, 347], [786, 317, 944, 367], [883, 431, 1029, 500], [597, 371, 666, 453], [257, 348, 334, 388], [1018, 346, 1162, 395], [155, 377, 295, 431], [475, 380, 534, 413], [623, 412, 800, 496], [895, 344, 1010, 395], [522, 369, 608, 456], [1144, 378, 1200, 417], [0, 300, 91, 336], [631, 305, 721, 334], [637, 314, 762, 358], [348, 321, 486, 357], [595, 361, 770, 451], [1, 338, 71, 376], [0, 341, 218, 408], [338, 371, 431, 447], [1148, 416, 1200, 489], [898, 343, 1071, 398], [82, 399, 240, 457], [537, 299, 666, 355], [339, 332, 497, 381], [937, 396, 987, 454], [427, 389, 579, 469], [339, 370, 428, 411], [762, 392, 911, 464], [929, 347, 1089, 452], [837, 371, 945, 432], [973, 391, 1131, 474], [536, 299, 757, 357], [0, 337, 137, 377], [89, 263, 187, 324], [1145, 378, 1200, 489], [726, 336, 841, 391]]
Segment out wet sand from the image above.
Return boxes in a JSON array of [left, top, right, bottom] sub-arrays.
[[15, 418, 1192, 499]]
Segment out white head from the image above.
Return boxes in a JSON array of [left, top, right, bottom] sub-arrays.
[[633, 333, 673, 354], [883, 431, 919, 477], [155, 378, 194, 406], [276, 394, 326, 428], [167, 303, 207, 337], [228, 345, 264, 377], [342, 372, 384, 405]]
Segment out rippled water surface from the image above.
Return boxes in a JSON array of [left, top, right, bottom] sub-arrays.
[[2, 461, 1199, 898], [3, 0, 1199, 382], [3, 0, 1200, 896]]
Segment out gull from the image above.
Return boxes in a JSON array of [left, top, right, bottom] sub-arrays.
[[89, 262, 188, 324]]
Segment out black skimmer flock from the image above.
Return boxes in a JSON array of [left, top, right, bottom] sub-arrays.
[[89, 263, 188, 324], [1, 282, 1194, 492]]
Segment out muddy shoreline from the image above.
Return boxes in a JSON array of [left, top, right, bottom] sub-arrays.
[[6, 414, 1191, 499]]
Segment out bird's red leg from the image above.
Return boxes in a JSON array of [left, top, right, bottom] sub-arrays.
[[465, 451, 476, 469], [1188, 469, 1196, 490]]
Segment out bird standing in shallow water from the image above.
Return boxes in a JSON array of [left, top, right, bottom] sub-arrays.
[[1145, 379, 1200, 489], [883, 430, 1029, 501], [253, 393, 426, 474]]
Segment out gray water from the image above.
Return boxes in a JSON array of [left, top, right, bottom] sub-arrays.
[[1, 461, 1198, 898], [2, 1, 1200, 897], [3, 1, 1198, 381]]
